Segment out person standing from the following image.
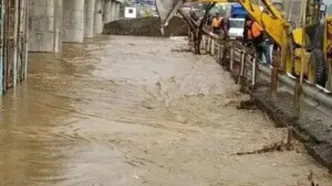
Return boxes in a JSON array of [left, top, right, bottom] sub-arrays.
[[211, 13, 221, 35], [220, 14, 230, 38], [244, 16, 271, 65]]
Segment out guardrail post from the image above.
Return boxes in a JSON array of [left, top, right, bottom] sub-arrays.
[[240, 52, 245, 76], [220, 45, 224, 64], [188, 31, 191, 49], [211, 39, 215, 56], [218, 45, 223, 64], [209, 37, 211, 53], [204, 36, 208, 52], [293, 78, 302, 118], [251, 56, 257, 88], [270, 63, 278, 104], [238, 51, 245, 84], [189, 32, 193, 52], [191, 32, 195, 53], [230, 47, 234, 71], [201, 35, 205, 53], [209, 37, 212, 54], [206, 37, 209, 53], [216, 43, 220, 62], [292, 2, 308, 118], [188, 27, 190, 37], [293, 47, 305, 118]]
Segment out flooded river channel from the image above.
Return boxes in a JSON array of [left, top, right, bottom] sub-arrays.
[[0, 36, 331, 185]]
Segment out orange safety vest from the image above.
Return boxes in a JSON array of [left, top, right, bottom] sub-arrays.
[[212, 17, 221, 28], [247, 21, 263, 40]]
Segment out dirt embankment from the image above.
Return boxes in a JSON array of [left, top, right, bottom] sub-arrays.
[[102, 16, 188, 37]]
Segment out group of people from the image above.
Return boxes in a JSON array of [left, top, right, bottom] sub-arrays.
[[207, 13, 271, 65], [208, 13, 230, 38]]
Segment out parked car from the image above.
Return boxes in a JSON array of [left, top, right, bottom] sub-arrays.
[[228, 18, 245, 40]]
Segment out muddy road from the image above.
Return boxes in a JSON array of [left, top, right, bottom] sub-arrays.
[[0, 36, 331, 185]]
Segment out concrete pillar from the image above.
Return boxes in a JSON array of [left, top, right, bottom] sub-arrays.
[[111, 1, 117, 21], [103, 0, 112, 23], [63, 0, 85, 42], [53, 0, 63, 53], [84, 0, 95, 38], [28, 0, 60, 52], [116, 2, 121, 19], [94, 0, 103, 35]]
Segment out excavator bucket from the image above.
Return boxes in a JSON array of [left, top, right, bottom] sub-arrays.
[[155, 0, 184, 35]]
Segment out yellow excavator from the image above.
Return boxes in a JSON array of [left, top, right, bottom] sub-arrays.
[[290, 0, 332, 90], [155, 0, 332, 91]]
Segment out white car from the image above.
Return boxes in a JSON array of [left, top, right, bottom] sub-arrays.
[[228, 18, 245, 40]]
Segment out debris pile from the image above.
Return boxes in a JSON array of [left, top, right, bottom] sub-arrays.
[[102, 16, 188, 37]]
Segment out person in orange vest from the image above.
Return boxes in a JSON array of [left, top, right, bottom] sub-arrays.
[[211, 13, 222, 35], [244, 16, 271, 65]]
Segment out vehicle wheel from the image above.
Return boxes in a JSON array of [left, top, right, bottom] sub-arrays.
[[308, 49, 326, 87]]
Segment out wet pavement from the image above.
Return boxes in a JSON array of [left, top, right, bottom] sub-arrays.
[[0, 35, 331, 185]]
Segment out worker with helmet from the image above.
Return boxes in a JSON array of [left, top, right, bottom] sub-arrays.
[[243, 15, 271, 65], [211, 13, 222, 35]]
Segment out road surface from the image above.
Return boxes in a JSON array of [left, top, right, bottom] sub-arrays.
[[0, 36, 331, 185]]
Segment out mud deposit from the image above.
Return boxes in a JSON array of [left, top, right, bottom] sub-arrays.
[[103, 16, 188, 37], [0, 36, 331, 185]]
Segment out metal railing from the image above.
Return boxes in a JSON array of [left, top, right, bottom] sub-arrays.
[[191, 33, 332, 116]]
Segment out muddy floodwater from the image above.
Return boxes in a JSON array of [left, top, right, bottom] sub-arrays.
[[0, 36, 331, 185]]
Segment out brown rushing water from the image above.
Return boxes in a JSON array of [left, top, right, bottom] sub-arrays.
[[0, 35, 331, 186]]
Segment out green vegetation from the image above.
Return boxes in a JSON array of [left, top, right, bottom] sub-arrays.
[[140, 4, 154, 17]]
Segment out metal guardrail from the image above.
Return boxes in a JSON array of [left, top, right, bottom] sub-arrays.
[[195, 34, 332, 114], [198, 35, 260, 88]]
